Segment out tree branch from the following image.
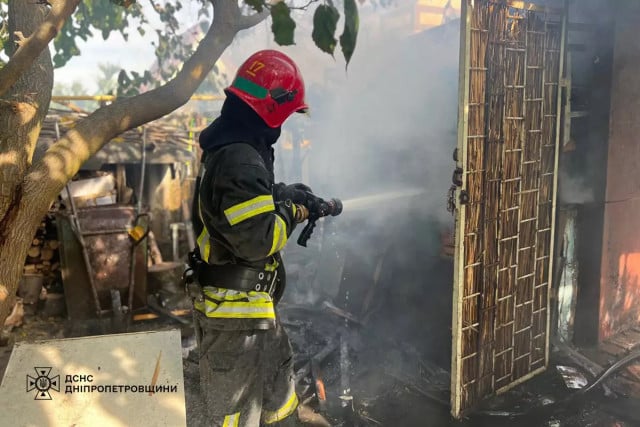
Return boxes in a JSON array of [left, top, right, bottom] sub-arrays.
[[21, 0, 241, 220], [287, 0, 321, 11], [237, 9, 270, 31], [0, 0, 80, 98]]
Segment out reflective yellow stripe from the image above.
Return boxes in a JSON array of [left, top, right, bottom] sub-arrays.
[[222, 412, 240, 427], [197, 193, 212, 262], [194, 298, 276, 319], [202, 288, 272, 303], [196, 227, 211, 262], [196, 288, 275, 319], [263, 390, 299, 424], [224, 195, 275, 226], [267, 215, 288, 256]]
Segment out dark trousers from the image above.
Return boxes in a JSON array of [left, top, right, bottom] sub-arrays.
[[195, 316, 299, 427]]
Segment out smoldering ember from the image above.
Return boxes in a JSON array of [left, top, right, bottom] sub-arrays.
[[1, 0, 640, 426]]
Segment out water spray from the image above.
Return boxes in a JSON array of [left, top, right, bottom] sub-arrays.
[[341, 188, 426, 211], [296, 188, 426, 247]]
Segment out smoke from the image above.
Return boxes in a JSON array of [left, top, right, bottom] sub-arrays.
[[304, 23, 461, 228], [277, 18, 461, 372], [216, 9, 463, 402], [293, 20, 461, 276], [559, 169, 596, 204], [216, 8, 461, 231]]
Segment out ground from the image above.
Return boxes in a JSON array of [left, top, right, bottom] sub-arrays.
[[1, 311, 638, 427]]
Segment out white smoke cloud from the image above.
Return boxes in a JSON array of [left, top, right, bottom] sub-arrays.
[[303, 20, 461, 227], [559, 169, 595, 205]]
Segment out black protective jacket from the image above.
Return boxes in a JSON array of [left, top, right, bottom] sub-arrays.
[[192, 143, 298, 269], [191, 94, 298, 276]]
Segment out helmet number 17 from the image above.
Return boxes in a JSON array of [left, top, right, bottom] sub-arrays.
[[246, 61, 265, 77]]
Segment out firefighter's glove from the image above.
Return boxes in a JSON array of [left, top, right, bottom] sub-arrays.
[[274, 182, 313, 205], [294, 204, 309, 223]]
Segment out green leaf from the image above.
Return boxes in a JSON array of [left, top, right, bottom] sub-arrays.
[[244, 0, 264, 13], [117, 70, 131, 87], [339, 0, 359, 69], [270, 2, 295, 46], [312, 4, 340, 56]]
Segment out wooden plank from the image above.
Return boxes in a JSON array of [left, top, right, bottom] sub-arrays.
[[133, 309, 191, 321], [450, 0, 472, 419], [545, 0, 567, 371], [621, 329, 640, 344], [116, 164, 126, 204], [625, 363, 640, 382], [608, 332, 640, 352], [599, 341, 627, 357]]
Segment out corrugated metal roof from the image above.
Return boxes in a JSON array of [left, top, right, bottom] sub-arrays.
[[36, 108, 198, 168]]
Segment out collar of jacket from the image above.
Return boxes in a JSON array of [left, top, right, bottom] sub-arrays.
[[198, 94, 281, 173]]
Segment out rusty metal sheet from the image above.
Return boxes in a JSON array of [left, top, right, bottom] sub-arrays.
[[56, 206, 148, 319], [451, 0, 565, 417]]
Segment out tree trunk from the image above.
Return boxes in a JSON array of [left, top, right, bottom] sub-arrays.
[[0, 1, 53, 215], [0, 202, 43, 324], [0, 0, 265, 327], [0, 1, 53, 319]]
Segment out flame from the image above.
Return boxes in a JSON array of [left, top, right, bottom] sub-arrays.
[[280, 140, 312, 151]]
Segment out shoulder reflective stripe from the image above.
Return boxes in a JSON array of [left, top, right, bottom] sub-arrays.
[[267, 214, 288, 256], [224, 195, 275, 226], [262, 390, 299, 424], [222, 412, 240, 427]]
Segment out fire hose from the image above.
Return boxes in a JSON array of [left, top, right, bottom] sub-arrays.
[[479, 348, 640, 417]]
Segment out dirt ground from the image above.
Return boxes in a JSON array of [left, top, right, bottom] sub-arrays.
[[2, 312, 638, 427]]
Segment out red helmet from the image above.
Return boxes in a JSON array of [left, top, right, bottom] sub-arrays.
[[224, 50, 308, 128]]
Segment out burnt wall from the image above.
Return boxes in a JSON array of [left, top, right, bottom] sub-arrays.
[[598, 2, 640, 341], [568, 0, 615, 347]]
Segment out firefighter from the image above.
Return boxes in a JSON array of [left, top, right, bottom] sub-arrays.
[[186, 50, 314, 426]]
